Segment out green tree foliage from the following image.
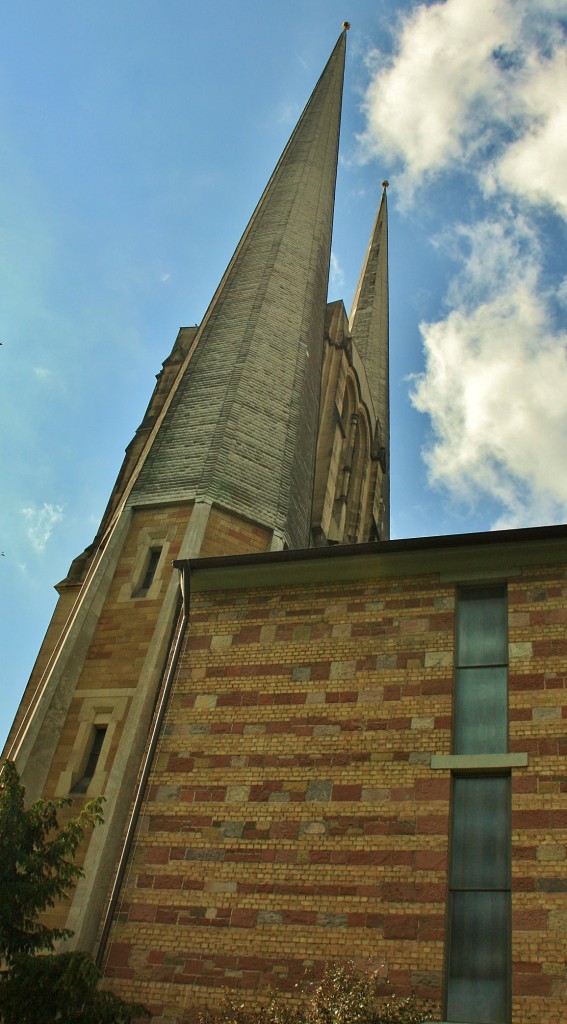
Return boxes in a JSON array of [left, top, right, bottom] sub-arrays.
[[0, 761, 149, 1024], [1, 952, 148, 1024], [200, 962, 438, 1024], [0, 760, 104, 961]]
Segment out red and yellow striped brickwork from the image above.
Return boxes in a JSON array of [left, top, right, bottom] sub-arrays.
[[33, 506, 194, 934], [21, 505, 273, 939], [100, 546, 567, 1024]]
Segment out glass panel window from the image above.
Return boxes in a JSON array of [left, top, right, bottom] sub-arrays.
[[446, 585, 511, 1023], [446, 890, 510, 1023], [454, 667, 508, 754], [454, 586, 508, 755], [451, 776, 510, 890], [447, 775, 511, 1023], [456, 585, 507, 667]]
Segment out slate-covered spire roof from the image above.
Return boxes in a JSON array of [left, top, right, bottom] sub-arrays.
[[129, 30, 347, 550], [349, 183, 390, 536]]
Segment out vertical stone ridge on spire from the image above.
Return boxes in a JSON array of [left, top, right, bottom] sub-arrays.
[[349, 184, 390, 537], [129, 31, 347, 550]]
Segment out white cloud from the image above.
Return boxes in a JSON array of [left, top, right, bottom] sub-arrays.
[[492, 47, 567, 217], [21, 503, 64, 553], [557, 277, 567, 307], [330, 251, 345, 290], [411, 216, 567, 527], [359, 0, 567, 528], [359, 0, 567, 215], [32, 366, 52, 380], [359, 0, 517, 186]]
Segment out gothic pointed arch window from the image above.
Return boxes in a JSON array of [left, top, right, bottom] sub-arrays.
[[337, 378, 356, 502], [328, 377, 357, 541], [329, 373, 373, 544], [346, 409, 371, 543]]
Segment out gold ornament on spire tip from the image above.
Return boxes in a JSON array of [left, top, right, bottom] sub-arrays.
[[342, 21, 351, 30], [382, 180, 389, 189]]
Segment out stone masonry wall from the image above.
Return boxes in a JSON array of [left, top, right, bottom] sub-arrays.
[[199, 507, 272, 559], [43, 506, 192, 780], [38, 503, 273, 939], [507, 567, 567, 1019], [2, 585, 78, 757], [101, 558, 567, 1024]]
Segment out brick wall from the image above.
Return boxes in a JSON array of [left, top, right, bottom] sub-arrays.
[[44, 507, 191, 778], [37, 505, 193, 935], [508, 570, 567, 1017], [97, 555, 567, 1023], [102, 571, 455, 1020], [199, 508, 272, 558]]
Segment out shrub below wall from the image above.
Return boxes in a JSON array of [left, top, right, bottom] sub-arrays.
[[199, 962, 438, 1024]]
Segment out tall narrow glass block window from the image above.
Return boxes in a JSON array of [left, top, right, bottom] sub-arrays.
[[454, 585, 508, 753], [446, 585, 511, 1024], [446, 776, 511, 1023]]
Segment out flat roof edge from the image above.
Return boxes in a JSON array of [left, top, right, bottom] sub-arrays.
[[173, 522, 567, 575]]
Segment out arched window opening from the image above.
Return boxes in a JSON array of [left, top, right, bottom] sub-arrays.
[[346, 412, 370, 543], [328, 379, 357, 541]]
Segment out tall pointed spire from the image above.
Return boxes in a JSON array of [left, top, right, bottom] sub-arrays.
[[129, 31, 347, 549], [349, 182, 390, 537]]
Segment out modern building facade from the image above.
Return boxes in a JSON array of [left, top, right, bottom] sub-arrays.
[[3, 27, 567, 1024]]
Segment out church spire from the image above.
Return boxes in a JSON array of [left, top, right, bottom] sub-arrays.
[[349, 181, 390, 537], [129, 31, 347, 550]]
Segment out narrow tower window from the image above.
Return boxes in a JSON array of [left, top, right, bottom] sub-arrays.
[[71, 725, 107, 795], [134, 547, 162, 598]]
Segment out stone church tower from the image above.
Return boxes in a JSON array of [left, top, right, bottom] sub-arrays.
[[4, 27, 567, 1024], [3, 22, 388, 970]]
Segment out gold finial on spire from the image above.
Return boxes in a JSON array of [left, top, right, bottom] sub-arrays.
[[342, 21, 351, 30], [382, 180, 389, 190]]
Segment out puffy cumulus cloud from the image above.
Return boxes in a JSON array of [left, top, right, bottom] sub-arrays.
[[21, 502, 64, 553], [411, 217, 567, 527], [493, 47, 567, 217], [360, 0, 567, 527], [360, 0, 514, 182], [359, 0, 567, 216]]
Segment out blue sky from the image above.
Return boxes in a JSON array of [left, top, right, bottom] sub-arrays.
[[2, 0, 567, 748]]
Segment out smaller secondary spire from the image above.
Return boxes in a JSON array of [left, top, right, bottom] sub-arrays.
[[349, 180, 390, 537]]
